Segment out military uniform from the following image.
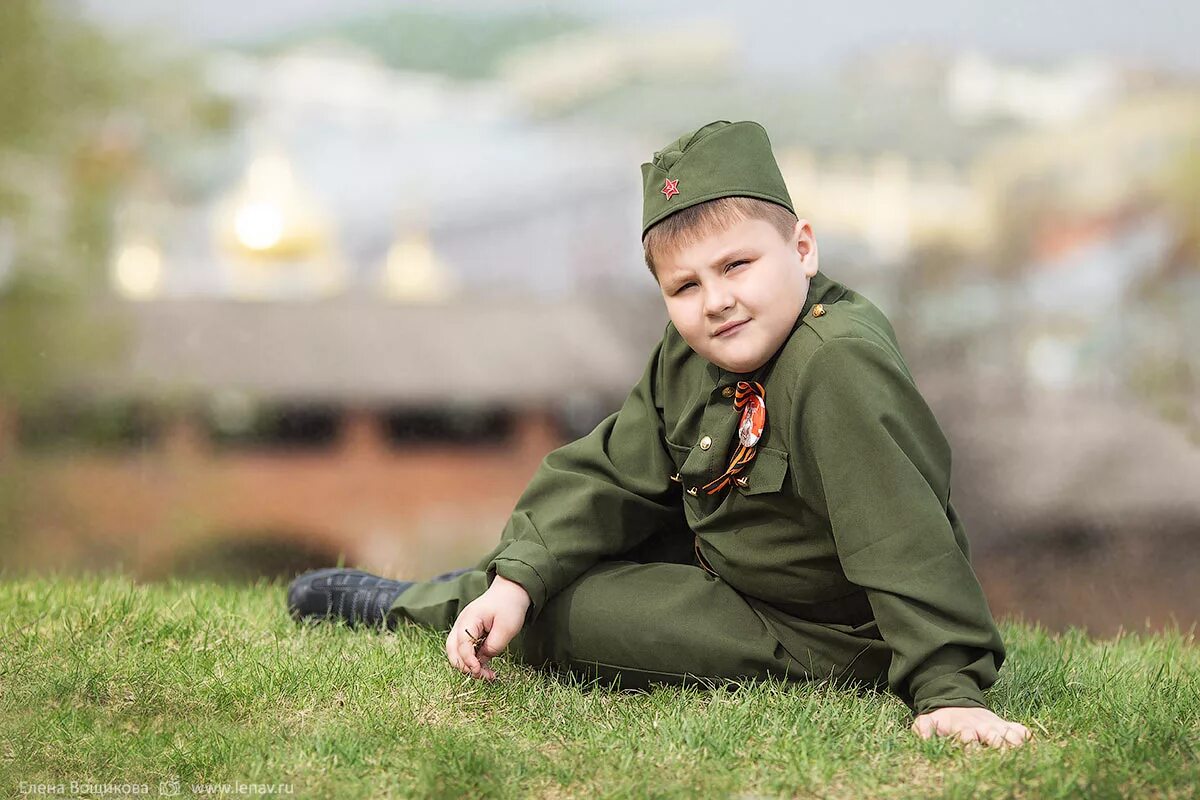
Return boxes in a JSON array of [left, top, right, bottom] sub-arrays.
[[388, 121, 1006, 718]]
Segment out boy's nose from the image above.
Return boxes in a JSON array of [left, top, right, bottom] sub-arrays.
[[704, 286, 735, 315]]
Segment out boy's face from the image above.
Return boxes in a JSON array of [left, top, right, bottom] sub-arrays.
[[655, 216, 819, 374]]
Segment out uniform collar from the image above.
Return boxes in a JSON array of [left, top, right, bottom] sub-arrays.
[[706, 269, 842, 384], [798, 269, 841, 326]]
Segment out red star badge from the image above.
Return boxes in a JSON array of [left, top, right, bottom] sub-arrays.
[[661, 178, 679, 200]]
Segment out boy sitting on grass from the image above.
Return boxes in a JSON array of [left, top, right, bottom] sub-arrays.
[[288, 120, 1032, 749]]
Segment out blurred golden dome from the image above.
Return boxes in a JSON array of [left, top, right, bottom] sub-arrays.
[[215, 150, 333, 260]]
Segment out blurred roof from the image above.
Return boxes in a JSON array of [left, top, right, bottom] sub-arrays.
[[941, 387, 1200, 544], [72, 292, 669, 406]]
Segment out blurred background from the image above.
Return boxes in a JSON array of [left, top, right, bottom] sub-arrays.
[[0, 0, 1196, 636]]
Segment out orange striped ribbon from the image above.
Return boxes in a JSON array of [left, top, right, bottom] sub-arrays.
[[699, 380, 766, 495]]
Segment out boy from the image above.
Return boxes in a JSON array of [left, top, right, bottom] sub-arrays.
[[288, 120, 1032, 748]]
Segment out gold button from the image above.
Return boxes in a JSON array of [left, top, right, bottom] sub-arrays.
[[669, 472, 682, 483], [811, 303, 825, 317], [699, 436, 712, 450], [686, 486, 698, 496], [734, 476, 749, 488], [722, 386, 734, 398]]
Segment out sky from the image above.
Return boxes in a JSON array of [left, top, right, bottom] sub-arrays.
[[76, 0, 1200, 78]]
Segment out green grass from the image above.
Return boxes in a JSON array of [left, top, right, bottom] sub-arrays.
[[1, 576, 1197, 799]]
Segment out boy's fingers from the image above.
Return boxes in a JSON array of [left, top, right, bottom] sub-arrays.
[[981, 728, 1006, 747], [913, 714, 1033, 747], [447, 618, 470, 661], [445, 633, 462, 671], [458, 623, 489, 676], [1003, 726, 1030, 746], [457, 635, 478, 675], [479, 615, 520, 659], [447, 622, 470, 673], [911, 718, 929, 739], [466, 634, 498, 680]]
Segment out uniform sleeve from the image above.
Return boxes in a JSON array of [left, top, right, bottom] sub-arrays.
[[485, 332, 684, 626], [793, 336, 1006, 717]]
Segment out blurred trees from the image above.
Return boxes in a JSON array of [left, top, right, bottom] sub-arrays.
[[1161, 146, 1200, 273], [256, 8, 586, 80], [1, 0, 125, 405], [1130, 146, 1200, 439], [0, 0, 230, 552], [0, 0, 228, 406]]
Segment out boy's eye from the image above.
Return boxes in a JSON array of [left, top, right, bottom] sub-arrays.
[[673, 261, 748, 295]]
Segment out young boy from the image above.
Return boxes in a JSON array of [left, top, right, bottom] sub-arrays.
[[288, 120, 1032, 748]]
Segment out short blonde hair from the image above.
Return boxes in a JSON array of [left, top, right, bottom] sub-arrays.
[[642, 196, 798, 281]]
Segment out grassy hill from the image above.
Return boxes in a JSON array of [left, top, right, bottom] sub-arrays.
[[1, 575, 1197, 798]]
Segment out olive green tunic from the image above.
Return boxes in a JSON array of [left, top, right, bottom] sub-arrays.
[[480, 270, 1006, 716]]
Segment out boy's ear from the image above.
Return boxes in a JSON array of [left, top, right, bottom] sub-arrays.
[[794, 219, 814, 256], [794, 219, 819, 275]]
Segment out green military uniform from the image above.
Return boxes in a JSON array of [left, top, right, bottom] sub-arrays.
[[388, 121, 1006, 718]]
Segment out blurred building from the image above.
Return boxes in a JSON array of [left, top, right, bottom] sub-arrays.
[[0, 289, 667, 580]]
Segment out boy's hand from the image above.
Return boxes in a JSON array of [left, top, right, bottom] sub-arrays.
[[445, 574, 531, 681], [912, 706, 1033, 748]]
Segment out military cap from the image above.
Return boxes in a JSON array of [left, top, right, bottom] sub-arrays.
[[640, 119, 795, 237]]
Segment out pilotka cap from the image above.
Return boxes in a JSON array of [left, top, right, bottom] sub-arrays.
[[640, 119, 795, 237]]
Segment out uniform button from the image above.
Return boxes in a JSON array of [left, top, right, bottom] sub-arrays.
[[734, 476, 749, 488], [721, 386, 734, 398], [669, 472, 682, 483], [699, 436, 712, 450], [811, 303, 825, 317], [686, 486, 698, 496]]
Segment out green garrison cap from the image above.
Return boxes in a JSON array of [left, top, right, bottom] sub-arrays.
[[640, 119, 794, 237]]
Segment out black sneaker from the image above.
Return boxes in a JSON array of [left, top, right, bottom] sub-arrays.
[[287, 568, 413, 629]]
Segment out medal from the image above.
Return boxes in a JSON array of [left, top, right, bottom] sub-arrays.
[[738, 390, 766, 447], [699, 381, 766, 495]]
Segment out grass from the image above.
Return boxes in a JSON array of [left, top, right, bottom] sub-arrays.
[[0, 575, 1197, 799]]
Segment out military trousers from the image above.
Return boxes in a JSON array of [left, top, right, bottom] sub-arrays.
[[387, 531, 887, 694]]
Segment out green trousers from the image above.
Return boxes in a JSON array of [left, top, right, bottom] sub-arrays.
[[387, 532, 888, 694]]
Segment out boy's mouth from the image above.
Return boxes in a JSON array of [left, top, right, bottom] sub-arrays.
[[713, 319, 750, 337]]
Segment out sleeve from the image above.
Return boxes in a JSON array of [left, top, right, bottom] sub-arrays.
[[485, 331, 684, 626], [793, 336, 1007, 717]]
